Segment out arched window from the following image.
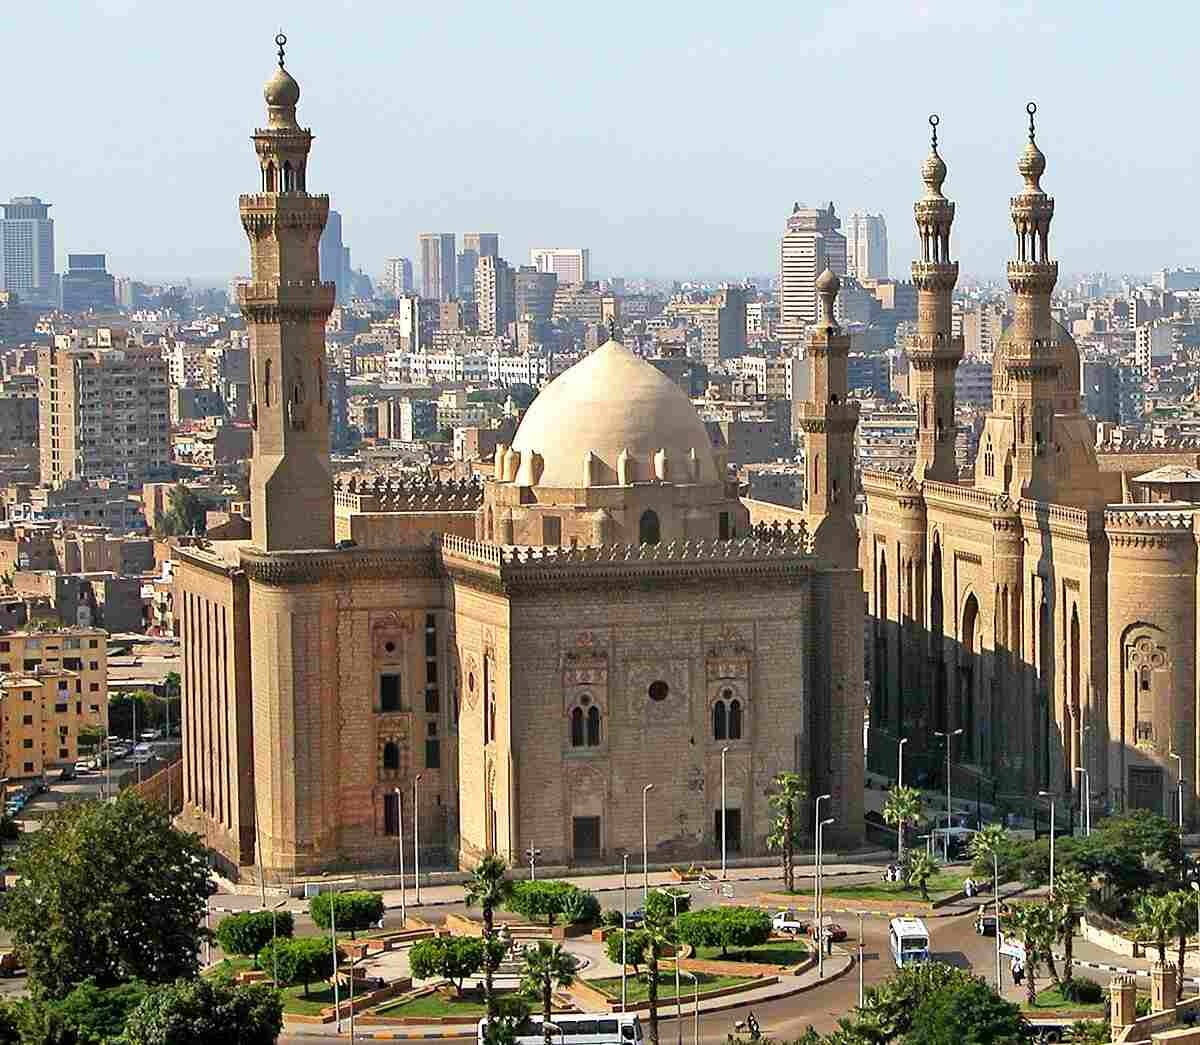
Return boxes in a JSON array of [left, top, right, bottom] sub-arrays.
[[587, 706, 601, 746], [282, 160, 293, 191], [570, 707, 584, 747], [984, 438, 995, 478], [729, 699, 743, 740], [639, 509, 660, 545], [263, 360, 272, 407], [383, 741, 400, 772], [713, 700, 727, 740], [264, 162, 276, 192]]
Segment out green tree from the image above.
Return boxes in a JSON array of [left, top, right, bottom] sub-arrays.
[[1004, 902, 1060, 1004], [643, 889, 690, 923], [157, 484, 207, 537], [604, 929, 648, 975], [255, 937, 337, 998], [640, 905, 677, 1045], [43, 978, 149, 1043], [673, 906, 771, 958], [559, 890, 601, 925], [904, 850, 939, 901], [852, 961, 977, 1043], [0, 792, 210, 1000], [216, 911, 294, 957], [1133, 891, 1184, 965], [1051, 869, 1090, 985], [968, 823, 1010, 885], [905, 974, 1025, 1045], [308, 891, 384, 939], [505, 881, 578, 925], [122, 979, 283, 1045], [882, 786, 922, 865], [465, 856, 513, 1033], [519, 941, 578, 1045], [409, 936, 487, 995], [768, 772, 808, 893]]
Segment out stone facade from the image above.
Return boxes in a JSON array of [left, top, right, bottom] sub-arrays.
[[862, 111, 1200, 824]]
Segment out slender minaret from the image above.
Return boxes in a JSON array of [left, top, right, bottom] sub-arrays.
[[239, 34, 336, 551], [1003, 102, 1060, 500], [797, 268, 860, 567], [908, 115, 963, 482]]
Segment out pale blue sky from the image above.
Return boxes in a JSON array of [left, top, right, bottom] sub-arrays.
[[8, 0, 1196, 283]]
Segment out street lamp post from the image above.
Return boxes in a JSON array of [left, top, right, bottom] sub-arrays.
[[992, 850, 1001, 992], [720, 747, 730, 879], [670, 890, 688, 1045], [813, 794, 830, 934], [270, 898, 288, 987], [1073, 767, 1091, 838], [897, 737, 909, 864], [413, 774, 422, 905], [643, 784, 654, 899], [817, 817, 835, 977], [544, 1022, 567, 1045], [678, 969, 699, 1045], [1038, 790, 1056, 893], [1171, 752, 1185, 835], [330, 889, 341, 1035], [934, 729, 963, 863], [526, 846, 541, 882], [393, 787, 406, 927], [857, 911, 864, 1006], [621, 854, 629, 1012]]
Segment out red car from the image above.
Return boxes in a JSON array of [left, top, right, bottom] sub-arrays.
[[810, 918, 848, 943]]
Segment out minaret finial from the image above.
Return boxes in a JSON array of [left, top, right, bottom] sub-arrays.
[[929, 113, 939, 152], [276, 31, 287, 69], [1027, 101, 1037, 143]]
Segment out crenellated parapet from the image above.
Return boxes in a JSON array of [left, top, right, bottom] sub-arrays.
[[334, 474, 483, 514], [1105, 505, 1198, 550], [237, 279, 335, 324]]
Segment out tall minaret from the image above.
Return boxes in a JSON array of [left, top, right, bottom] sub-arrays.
[[1002, 102, 1060, 501], [239, 35, 336, 551], [908, 115, 963, 482], [797, 268, 860, 568]]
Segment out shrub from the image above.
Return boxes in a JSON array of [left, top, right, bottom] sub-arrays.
[[604, 929, 649, 973], [644, 888, 690, 922], [216, 910, 294, 956], [600, 909, 623, 928], [675, 906, 771, 956], [308, 890, 385, 938], [122, 979, 282, 1045], [561, 890, 600, 925], [257, 936, 339, 997], [504, 881, 578, 925], [1062, 977, 1103, 1004], [408, 936, 487, 993]]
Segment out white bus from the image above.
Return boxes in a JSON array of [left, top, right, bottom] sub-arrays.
[[889, 916, 930, 967], [478, 1014, 643, 1045]]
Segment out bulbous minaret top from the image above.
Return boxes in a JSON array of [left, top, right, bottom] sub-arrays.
[[264, 33, 301, 130], [1010, 102, 1055, 266], [815, 266, 841, 330], [1017, 102, 1047, 193], [920, 114, 948, 200]]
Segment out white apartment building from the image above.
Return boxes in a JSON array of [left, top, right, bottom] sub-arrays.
[[779, 203, 846, 341], [844, 212, 888, 281], [530, 247, 590, 285]]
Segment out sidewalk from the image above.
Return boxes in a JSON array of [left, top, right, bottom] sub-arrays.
[[213, 860, 891, 914]]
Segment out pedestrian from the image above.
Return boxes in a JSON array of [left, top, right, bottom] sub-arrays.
[[1012, 958, 1024, 986]]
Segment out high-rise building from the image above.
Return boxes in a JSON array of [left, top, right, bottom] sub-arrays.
[[457, 234, 499, 304], [0, 197, 56, 307], [514, 266, 557, 324], [778, 203, 847, 341], [845, 212, 888, 281], [419, 233, 457, 303], [319, 209, 349, 303], [663, 287, 747, 368], [475, 256, 515, 336], [530, 247, 589, 285], [382, 257, 413, 298], [38, 329, 170, 486], [60, 254, 116, 313]]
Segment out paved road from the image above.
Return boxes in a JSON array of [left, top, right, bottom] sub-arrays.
[[276, 875, 1025, 1044]]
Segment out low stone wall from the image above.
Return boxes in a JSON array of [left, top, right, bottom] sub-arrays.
[[1082, 914, 1142, 958], [285, 977, 416, 1025], [569, 975, 776, 1013], [679, 957, 789, 978], [443, 912, 590, 941]]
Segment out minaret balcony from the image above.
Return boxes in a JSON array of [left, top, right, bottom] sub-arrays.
[[911, 261, 959, 293], [906, 333, 964, 365], [1007, 260, 1058, 295], [1009, 194, 1055, 220]]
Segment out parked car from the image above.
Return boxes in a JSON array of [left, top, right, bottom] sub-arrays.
[[0, 951, 23, 978], [810, 917, 847, 942], [772, 909, 808, 935], [624, 908, 645, 928], [57, 766, 76, 781], [975, 910, 998, 936], [73, 760, 93, 774], [139, 731, 158, 743]]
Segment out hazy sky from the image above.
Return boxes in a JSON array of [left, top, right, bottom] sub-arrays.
[[8, 1, 1197, 284]]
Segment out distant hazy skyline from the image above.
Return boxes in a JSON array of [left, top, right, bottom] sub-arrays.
[[9, 1, 1198, 284]]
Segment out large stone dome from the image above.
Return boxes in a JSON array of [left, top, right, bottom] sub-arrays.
[[508, 338, 719, 488]]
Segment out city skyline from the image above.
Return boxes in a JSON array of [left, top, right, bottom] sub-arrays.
[[7, 1, 1200, 283]]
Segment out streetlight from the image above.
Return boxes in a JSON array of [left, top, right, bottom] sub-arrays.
[[393, 787, 406, 926], [817, 817, 835, 977], [270, 898, 288, 987], [1171, 752, 1185, 835], [679, 968, 700, 1045], [544, 1022, 567, 1045], [526, 846, 541, 881], [643, 784, 654, 899], [1074, 767, 1091, 838], [669, 890, 688, 1045], [1039, 790, 1056, 893], [329, 888, 341, 1036], [813, 794, 830, 933], [857, 911, 864, 1006], [1192, 883, 1200, 976], [990, 846, 1001, 992], [720, 747, 730, 879], [897, 737, 909, 863], [621, 853, 629, 1012], [413, 774, 422, 905], [934, 729, 963, 863]]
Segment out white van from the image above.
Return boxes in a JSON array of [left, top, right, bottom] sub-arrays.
[[889, 916, 930, 967]]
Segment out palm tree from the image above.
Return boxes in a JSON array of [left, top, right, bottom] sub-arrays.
[[519, 941, 579, 1045], [640, 907, 677, 1045], [1051, 869, 1090, 985], [1005, 901, 1060, 1004], [1167, 889, 1196, 995], [1134, 892, 1183, 965], [968, 823, 1008, 879], [882, 786, 922, 865], [904, 850, 939, 901], [768, 772, 808, 893], [465, 855, 513, 1031]]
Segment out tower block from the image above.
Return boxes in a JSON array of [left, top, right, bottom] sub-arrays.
[[239, 34, 336, 552], [909, 115, 963, 482]]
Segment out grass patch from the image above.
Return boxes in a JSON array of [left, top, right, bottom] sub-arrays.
[[822, 872, 965, 903], [692, 940, 808, 965], [1022, 986, 1106, 1014], [375, 991, 489, 1018], [587, 971, 755, 1003], [280, 983, 339, 1015], [203, 957, 254, 980]]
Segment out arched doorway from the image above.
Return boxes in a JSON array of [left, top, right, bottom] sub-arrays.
[[931, 538, 946, 733], [960, 593, 979, 760], [875, 549, 889, 728], [1069, 605, 1080, 799], [638, 509, 660, 545]]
